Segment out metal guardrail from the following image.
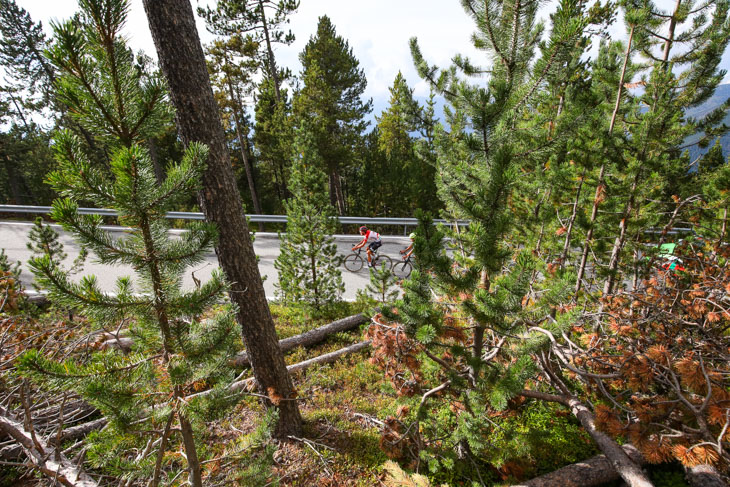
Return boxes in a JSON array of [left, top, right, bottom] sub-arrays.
[[0, 205, 469, 229]]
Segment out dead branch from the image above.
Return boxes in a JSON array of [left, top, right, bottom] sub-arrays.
[[0, 406, 98, 487]]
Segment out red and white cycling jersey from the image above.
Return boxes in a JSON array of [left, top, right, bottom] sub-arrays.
[[364, 230, 381, 243]]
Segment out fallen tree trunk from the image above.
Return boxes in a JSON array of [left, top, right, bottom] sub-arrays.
[[686, 464, 728, 487], [520, 390, 653, 487], [0, 407, 99, 486], [0, 416, 108, 461], [199, 341, 372, 398], [95, 313, 368, 362], [232, 313, 367, 367], [32, 399, 97, 428], [514, 444, 646, 487]]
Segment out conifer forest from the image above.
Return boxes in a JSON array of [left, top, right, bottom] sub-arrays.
[[3, 0, 730, 485]]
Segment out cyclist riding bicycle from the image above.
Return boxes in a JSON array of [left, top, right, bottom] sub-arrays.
[[400, 232, 415, 260], [352, 225, 382, 268]]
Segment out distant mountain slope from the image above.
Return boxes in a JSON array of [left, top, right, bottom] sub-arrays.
[[685, 83, 730, 163]]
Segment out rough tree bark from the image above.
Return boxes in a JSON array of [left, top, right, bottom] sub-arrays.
[[686, 464, 728, 487], [141, 0, 302, 437], [514, 445, 646, 487]]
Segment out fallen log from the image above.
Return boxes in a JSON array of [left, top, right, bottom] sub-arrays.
[[513, 445, 645, 487], [0, 406, 99, 486], [686, 464, 728, 487], [32, 400, 97, 428], [88, 313, 368, 362], [0, 416, 108, 461], [519, 390, 653, 487], [232, 313, 368, 367], [197, 340, 372, 398]]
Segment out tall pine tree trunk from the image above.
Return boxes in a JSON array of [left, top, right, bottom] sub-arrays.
[[574, 163, 605, 296], [148, 137, 165, 184], [142, 0, 302, 438], [259, 0, 282, 103], [559, 168, 586, 270], [603, 170, 640, 296], [603, 0, 683, 296], [224, 64, 264, 227], [575, 25, 634, 296], [331, 168, 346, 215]]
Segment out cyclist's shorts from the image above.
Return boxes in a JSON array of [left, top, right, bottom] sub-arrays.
[[368, 240, 383, 251]]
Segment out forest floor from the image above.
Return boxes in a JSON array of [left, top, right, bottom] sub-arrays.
[[205, 303, 396, 487], [0, 301, 693, 487]]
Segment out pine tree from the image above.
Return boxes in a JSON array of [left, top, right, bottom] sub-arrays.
[[0, 1, 58, 204], [274, 123, 343, 312], [26, 217, 87, 276], [0, 248, 22, 313], [294, 15, 372, 214], [200, 0, 298, 102], [370, 2, 653, 484], [602, 0, 730, 295], [254, 76, 294, 209], [206, 36, 263, 220], [201, 0, 299, 216], [18, 3, 239, 485], [27, 217, 65, 265], [0, 125, 57, 204], [365, 262, 400, 305], [374, 72, 439, 216], [701, 143, 730, 243], [0, 248, 20, 278], [23, 140, 236, 487], [0, 0, 55, 106]]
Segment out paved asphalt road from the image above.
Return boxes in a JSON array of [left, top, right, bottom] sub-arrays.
[[0, 222, 412, 301]]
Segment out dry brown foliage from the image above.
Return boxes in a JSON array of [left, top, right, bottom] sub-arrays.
[[581, 243, 730, 469]]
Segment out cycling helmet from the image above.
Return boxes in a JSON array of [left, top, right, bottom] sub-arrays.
[[359, 225, 368, 233], [409, 232, 416, 239]]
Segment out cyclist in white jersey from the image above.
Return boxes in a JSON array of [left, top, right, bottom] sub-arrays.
[[352, 225, 382, 268]]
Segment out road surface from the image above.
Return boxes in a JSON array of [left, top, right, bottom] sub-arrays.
[[0, 221, 412, 301]]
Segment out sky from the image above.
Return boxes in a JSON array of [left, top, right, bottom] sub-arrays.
[[17, 0, 484, 117], [14, 0, 730, 123]]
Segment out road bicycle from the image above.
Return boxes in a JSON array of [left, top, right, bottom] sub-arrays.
[[392, 254, 413, 278], [342, 247, 392, 272]]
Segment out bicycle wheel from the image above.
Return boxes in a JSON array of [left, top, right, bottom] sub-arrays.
[[343, 253, 364, 272], [393, 260, 412, 278], [372, 254, 393, 270]]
